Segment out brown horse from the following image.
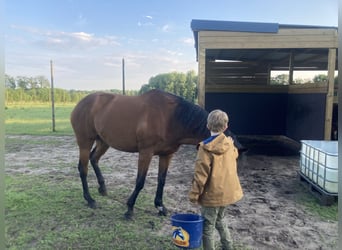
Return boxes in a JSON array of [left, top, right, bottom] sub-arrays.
[[71, 89, 244, 219]]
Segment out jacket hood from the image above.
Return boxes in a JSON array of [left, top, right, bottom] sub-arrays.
[[201, 133, 231, 155]]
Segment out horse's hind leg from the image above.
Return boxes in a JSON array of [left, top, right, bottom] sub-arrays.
[[78, 144, 97, 208], [90, 138, 109, 196]]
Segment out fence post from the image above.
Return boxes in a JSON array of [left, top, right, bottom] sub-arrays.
[[50, 60, 56, 132]]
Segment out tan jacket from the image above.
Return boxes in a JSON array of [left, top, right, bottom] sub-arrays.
[[189, 133, 243, 207]]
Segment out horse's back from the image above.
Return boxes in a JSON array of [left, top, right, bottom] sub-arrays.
[[95, 91, 177, 151]]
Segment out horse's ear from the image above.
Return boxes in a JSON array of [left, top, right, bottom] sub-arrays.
[[196, 143, 200, 150]]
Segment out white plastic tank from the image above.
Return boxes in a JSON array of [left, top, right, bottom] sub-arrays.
[[300, 140, 338, 194]]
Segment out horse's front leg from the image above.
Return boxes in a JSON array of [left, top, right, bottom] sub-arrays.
[[155, 154, 173, 216], [125, 151, 153, 220]]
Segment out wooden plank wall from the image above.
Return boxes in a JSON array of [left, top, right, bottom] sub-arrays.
[[206, 61, 269, 85], [199, 29, 338, 49]]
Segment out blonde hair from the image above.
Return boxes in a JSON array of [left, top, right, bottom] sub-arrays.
[[207, 109, 229, 133]]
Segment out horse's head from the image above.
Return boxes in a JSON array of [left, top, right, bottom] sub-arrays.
[[170, 92, 246, 152]]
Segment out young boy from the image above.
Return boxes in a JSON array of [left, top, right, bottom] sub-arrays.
[[189, 109, 243, 250]]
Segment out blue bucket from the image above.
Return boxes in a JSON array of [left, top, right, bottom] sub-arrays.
[[171, 213, 204, 249]]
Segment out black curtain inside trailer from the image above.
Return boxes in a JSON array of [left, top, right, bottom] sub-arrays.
[[286, 93, 326, 140], [205, 92, 326, 141]]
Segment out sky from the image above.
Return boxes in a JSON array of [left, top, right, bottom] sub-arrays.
[[5, 0, 338, 91]]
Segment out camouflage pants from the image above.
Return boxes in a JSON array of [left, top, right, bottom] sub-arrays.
[[201, 206, 232, 250]]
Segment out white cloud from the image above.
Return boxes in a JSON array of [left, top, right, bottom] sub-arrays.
[[182, 37, 194, 45], [52, 31, 121, 48], [104, 62, 121, 68], [137, 15, 154, 27], [137, 21, 153, 27], [162, 25, 169, 32], [46, 37, 64, 44], [70, 31, 93, 41], [165, 49, 183, 56], [9, 25, 121, 50], [10, 24, 39, 34]]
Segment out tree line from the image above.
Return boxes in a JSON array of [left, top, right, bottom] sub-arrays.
[[5, 75, 90, 103], [5, 71, 198, 104], [271, 74, 338, 85], [139, 70, 197, 102], [5, 71, 335, 104]]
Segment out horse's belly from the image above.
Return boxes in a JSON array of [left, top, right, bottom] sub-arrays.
[[110, 139, 138, 153], [100, 131, 138, 153]]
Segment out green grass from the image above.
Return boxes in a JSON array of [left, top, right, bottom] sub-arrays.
[[297, 192, 338, 221], [5, 103, 75, 135], [292, 176, 338, 222], [5, 174, 175, 250], [3, 130, 178, 249]]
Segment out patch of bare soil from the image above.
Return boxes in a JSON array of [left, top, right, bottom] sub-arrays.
[[5, 135, 338, 249]]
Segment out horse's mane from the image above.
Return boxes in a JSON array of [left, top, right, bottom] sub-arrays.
[[171, 94, 209, 137]]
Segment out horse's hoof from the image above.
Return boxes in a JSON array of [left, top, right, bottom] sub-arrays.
[[124, 211, 133, 220], [98, 187, 107, 196], [157, 206, 168, 216], [88, 201, 97, 209]]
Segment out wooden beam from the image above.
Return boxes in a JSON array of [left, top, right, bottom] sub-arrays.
[[288, 51, 294, 84], [205, 83, 327, 94], [199, 28, 337, 38], [324, 48, 336, 140], [197, 47, 206, 108], [198, 29, 338, 49]]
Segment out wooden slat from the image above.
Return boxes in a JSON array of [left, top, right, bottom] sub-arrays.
[[288, 84, 327, 94], [199, 29, 337, 37], [199, 40, 337, 49], [205, 83, 328, 94], [206, 61, 269, 85], [206, 84, 289, 93], [206, 77, 269, 85], [206, 62, 268, 73], [200, 35, 336, 44]]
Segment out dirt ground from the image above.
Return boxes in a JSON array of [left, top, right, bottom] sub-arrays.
[[5, 135, 338, 249]]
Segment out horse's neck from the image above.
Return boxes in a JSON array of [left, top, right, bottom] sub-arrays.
[[179, 128, 210, 145], [178, 138, 200, 145]]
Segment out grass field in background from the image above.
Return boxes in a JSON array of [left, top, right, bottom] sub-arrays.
[[5, 103, 75, 135]]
